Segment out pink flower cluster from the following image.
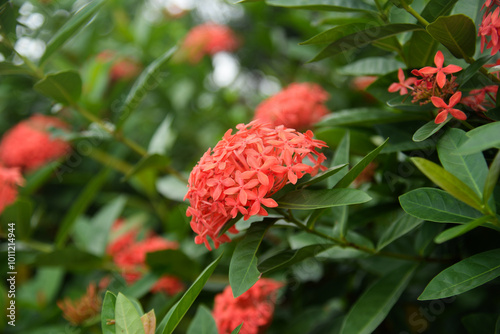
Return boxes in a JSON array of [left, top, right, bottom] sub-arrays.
[[479, 1, 500, 55], [107, 220, 184, 296], [213, 279, 283, 334], [253, 82, 331, 130], [185, 121, 327, 250], [181, 23, 239, 64]]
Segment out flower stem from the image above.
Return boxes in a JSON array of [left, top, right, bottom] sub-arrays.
[[400, 1, 430, 26]]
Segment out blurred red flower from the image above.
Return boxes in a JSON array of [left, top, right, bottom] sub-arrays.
[[96, 50, 142, 81], [57, 283, 101, 325], [0, 165, 24, 214]]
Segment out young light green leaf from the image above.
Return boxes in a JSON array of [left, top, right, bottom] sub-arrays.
[[231, 324, 243, 334], [458, 122, 500, 154], [34, 70, 82, 105], [186, 305, 218, 334], [296, 164, 347, 188], [327, 130, 349, 188], [310, 24, 423, 62], [399, 188, 483, 223], [148, 115, 175, 155], [265, 0, 375, 12], [230, 220, 275, 298], [257, 244, 335, 273], [157, 253, 223, 334], [115, 293, 146, 334], [426, 14, 476, 59], [412, 118, 449, 142], [39, 0, 106, 64], [437, 128, 489, 198], [434, 215, 492, 244], [141, 310, 156, 334], [340, 264, 417, 334], [484, 150, 500, 206], [419, 248, 500, 300], [410, 157, 483, 211], [102, 291, 117, 334], [334, 138, 388, 189], [277, 189, 371, 210], [116, 46, 177, 129], [377, 213, 423, 251]]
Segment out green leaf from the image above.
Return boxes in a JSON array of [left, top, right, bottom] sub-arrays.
[[340, 264, 417, 334], [265, 0, 375, 12], [419, 248, 500, 300], [296, 164, 348, 188], [389, 0, 413, 7], [147, 249, 200, 280], [386, 94, 436, 112], [405, 31, 438, 68], [156, 174, 188, 202], [434, 215, 492, 244], [412, 119, 449, 142], [484, 150, 500, 206], [0, 197, 32, 240], [421, 0, 458, 22], [102, 291, 117, 334], [457, 55, 493, 87], [426, 14, 476, 59], [121, 273, 159, 299], [186, 305, 218, 334], [458, 122, 500, 154], [277, 189, 371, 210], [157, 253, 223, 334], [334, 138, 388, 189], [35, 247, 103, 270], [148, 115, 175, 155], [437, 128, 489, 198], [377, 213, 423, 251], [411, 157, 483, 211], [115, 293, 146, 334], [0, 62, 32, 76], [231, 324, 243, 334], [310, 24, 423, 62], [399, 188, 482, 223], [258, 244, 334, 273], [317, 108, 423, 128], [301, 23, 372, 45], [20, 161, 60, 196], [39, 0, 106, 64], [123, 154, 169, 181], [338, 57, 405, 76], [116, 46, 177, 129], [55, 168, 110, 248], [327, 130, 350, 188], [229, 220, 274, 298], [34, 70, 82, 105]]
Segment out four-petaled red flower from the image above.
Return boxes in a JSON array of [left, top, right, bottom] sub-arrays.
[[431, 91, 466, 124], [388, 68, 417, 95], [419, 51, 462, 88], [185, 121, 327, 250]]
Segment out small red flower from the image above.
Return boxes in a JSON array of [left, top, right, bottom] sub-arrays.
[[213, 279, 283, 334], [431, 91, 466, 124], [479, 7, 500, 55], [0, 114, 70, 172], [254, 82, 331, 130], [0, 166, 24, 214], [97, 50, 141, 81], [388, 68, 417, 95], [419, 51, 462, 88]]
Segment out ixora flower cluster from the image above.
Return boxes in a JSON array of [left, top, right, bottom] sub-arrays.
[[180, 22, 239, 64], [213, 279, 283, 334], [0, 114, 70, 214], [106, 220, 184, 296], [253, 82, 331, 130], [388, 51, 498, 124], [479, 0, 500, 55], [185, 121, 328, 250]]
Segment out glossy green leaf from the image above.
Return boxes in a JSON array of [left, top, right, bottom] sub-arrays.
[[231, 324, 243, 334], [147, 249, 200, 280], [457, 55, 493, 87], [437, 128, 489, 198], [115, 293, 146, 334], [411, 157, 483, 211], [265, 0, 375, 12], [317, 108, 422, 128], [484, 150, 500, 206], [148, 114, 175, 155], [419, 248, 500, 300], [296, 164, 347, 188], [338, 57, 405, 76], [301, 23, 371, 45], [434, 215, 492, 244], [386, 94, 436, 112], [35, 247, 103, 270], [310, 24, 423, 62], [157, 253, 223, 334], [334, 138, 388, 189], [421, 0, 458, 22], [102, 291, 117, 334], [399, 188, 482, 223], [405, 31, 438, 68], [230, 220, 274, 298], [141, 310, 156, 334], [327, 130, 349, 188], [277, 189, 371, 210], [123, 154, 169, 181], [458, 122, 500, 154], [39, 0, 106, 64], [0, 62, 32, 76], [258, 244, 335, 273], [116, 46, 177, 129], [186, 305, 218, 334], [340, 264, 417, 334], [55, 168, 110, 248], [377, 213, 423, 251], [412, 118, 449, 142], [426, 14, 476, 59], [34, 70, 82, 105]]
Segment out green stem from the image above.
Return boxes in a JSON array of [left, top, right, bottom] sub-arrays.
[[400, 1, 430, 26]]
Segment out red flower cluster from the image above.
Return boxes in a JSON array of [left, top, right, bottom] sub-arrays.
[[253, 82, 331, 130], [0, 165, 24, 214], [0, 114, 70, 172], [213, 279, 283, 334], [108, 220, 184, 295], [461, 85, 498, 112], [185, 121, 327, 250], [479, 2, 500, 55], [96, 50, 141, 81], [57, 283, 101, 325], [181, 23, 239, 64]]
